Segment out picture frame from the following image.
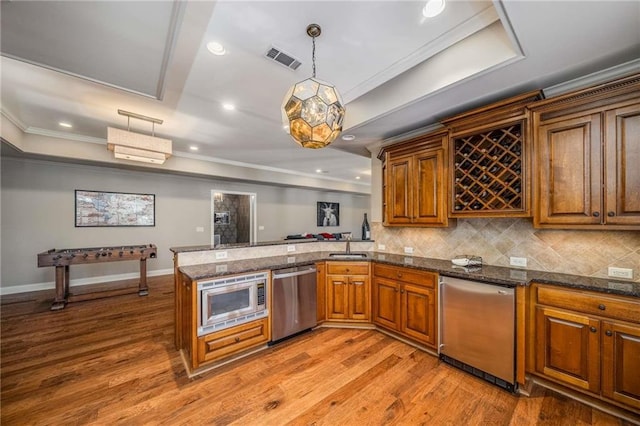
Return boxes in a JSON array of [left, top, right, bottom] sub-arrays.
[[317, 202, 339, 227], [75, 190, 155, 227], [214, 211, 230, 225]]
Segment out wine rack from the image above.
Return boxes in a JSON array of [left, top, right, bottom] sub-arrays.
[[452, 123, 524, 213]]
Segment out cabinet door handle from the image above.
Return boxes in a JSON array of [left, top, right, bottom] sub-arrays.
[[607, 211, 615, 217], [400, 289, 405, 294], [397, 272, 403, 278], [605, 330, 613, 337], [354, 281, 364, 286], [593, 212, 600, 217], [590, 326, 597, 333], [235, 337, 240, 343], [394, 288, 399, 292], [345, 269, 350, 273], [598, 304, 606, 311]]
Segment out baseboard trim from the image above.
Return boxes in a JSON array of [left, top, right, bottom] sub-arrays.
[[0, 268, 174, 295], [532, 376, 640, 424]]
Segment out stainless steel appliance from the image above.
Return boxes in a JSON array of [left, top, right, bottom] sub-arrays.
[[439, 276, 516, 391], [271, 265, 317, 342], [197, 271, 268, 336]]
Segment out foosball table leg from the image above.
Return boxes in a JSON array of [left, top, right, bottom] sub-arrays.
[[138, 258, 149, 296], [51, 265, 68, 311]]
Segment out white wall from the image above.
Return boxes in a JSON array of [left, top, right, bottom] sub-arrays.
[[1, 157, 370, 290]]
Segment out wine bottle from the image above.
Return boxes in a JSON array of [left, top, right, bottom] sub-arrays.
[[361, 213, 371, 240]]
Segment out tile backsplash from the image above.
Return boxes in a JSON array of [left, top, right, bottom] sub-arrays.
[[372, 219, 640, 282]]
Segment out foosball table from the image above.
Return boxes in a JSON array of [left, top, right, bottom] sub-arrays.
[[37, 244, 157, 310]]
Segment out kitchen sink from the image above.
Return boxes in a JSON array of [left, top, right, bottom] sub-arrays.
[[328, 253, 368, 259]]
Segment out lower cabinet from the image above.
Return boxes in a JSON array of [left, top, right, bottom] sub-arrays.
[[326, 262, 370, 322], [198, 318, 269, 365], [373, 264, 437, 348], [533, 284, 640, 411]]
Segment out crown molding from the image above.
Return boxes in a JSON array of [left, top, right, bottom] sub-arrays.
[[543, 58, 640, 98]]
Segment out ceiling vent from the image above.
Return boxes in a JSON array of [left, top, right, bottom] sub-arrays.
[[265, 46, 302, 71]]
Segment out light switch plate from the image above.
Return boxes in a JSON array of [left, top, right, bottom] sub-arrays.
[[404, 247, 414, 254], [378, 244, 386, 251], [608, 267, 633, 279], [287, 245, 296, 252], [215, 251, 227, 260], [510, 256, 527, 267]]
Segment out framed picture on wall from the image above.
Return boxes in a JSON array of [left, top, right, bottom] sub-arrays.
[[75, 190, 155, 227], [214, 211, 230, 225], [317, 202, 339, 227]]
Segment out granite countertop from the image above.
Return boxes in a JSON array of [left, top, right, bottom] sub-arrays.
[[178, 251, 640, 298]]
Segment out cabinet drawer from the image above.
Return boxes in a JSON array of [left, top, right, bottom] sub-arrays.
[[326, 262, 369, 275], [536, 285, 640, 324], [198, 318, 269, 363], [373, 264, 436, 288]]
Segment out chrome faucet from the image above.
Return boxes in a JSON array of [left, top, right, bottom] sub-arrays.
[[345, 234, 352, 254]]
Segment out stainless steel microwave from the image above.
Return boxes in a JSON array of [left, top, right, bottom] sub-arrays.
[[197, 271, 268, 336]]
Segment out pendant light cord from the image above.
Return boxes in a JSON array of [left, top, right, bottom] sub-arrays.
[[312, 36, 316, 78]]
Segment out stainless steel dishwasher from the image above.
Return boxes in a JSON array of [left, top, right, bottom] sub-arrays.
[[271, 265, 317, 343], [439, 276, 516, 391]]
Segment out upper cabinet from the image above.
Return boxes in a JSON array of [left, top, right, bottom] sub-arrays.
[[441, 91, 543, 217], [530, 74, 640, 229], [380, 131, 449, 227]]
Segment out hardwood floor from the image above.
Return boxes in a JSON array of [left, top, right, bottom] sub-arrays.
[[1, 275, 638, 425]]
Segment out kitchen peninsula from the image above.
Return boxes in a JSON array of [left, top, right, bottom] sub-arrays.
[[171, 240, 640, 419]]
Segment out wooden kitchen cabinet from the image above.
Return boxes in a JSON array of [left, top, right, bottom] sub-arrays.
[[379, 131, 449, 227], [326, 262, 370, 322], [442, 91, 542, 217], [198, 318, 269, 365], [532, 283, 640, 411], [535, 306, 601, 393], [373, 264, 437, 348], [316, 262, 326, 323], [531, 74, 640, 229]]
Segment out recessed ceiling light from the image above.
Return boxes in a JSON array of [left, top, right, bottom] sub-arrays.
[[423, 0, 445, 18], [222, 103, 235, 111], [206, 41, 226, 56], [341, 134, 356, 141], [189, 146, 199, 151], [355, 176, 361, 180], [59, 122, 72, 128], [316, 169, 322, 173]]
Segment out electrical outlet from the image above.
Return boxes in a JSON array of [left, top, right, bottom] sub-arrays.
[[510, 257, 527, 267], [608, 267, 633, 279], [215, 264, 227, 273], [258, 225, 265, 231], [215, 251, 227, 260], [196, 226, 204, 233], [378, 244, 386, 251], [287, 245, 296, 252], [404, 247, 414, 254], [287, 256, 296, 263]]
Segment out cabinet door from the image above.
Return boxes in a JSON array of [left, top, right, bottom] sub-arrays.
[[401, 283, 436, 346], [605, 103, 640, 226], [349, 275, 370, 321], [602, 321, 640, 409], [535, 306, 600, 393], [414, 148, 448, 226], [387, 155, 413, 224], [326, 276, 349, 320], [536, 114, 603, 226], [372, 278, 400, 330]]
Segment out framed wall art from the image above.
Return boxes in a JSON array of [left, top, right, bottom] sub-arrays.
[[75, 190, 155, 227], [214, 211, 230, 225], [317, 202, 339, 227]]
